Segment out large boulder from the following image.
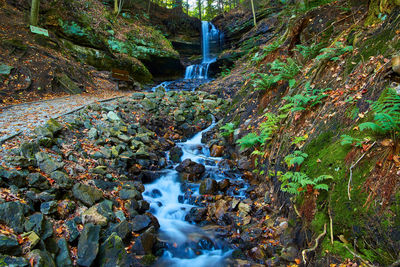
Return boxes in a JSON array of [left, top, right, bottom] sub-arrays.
[[176, 159, 205, 181]]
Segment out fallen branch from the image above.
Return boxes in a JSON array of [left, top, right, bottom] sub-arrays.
[[348, 141, 376, 200], [302, 223, 327, 264], [343, 244, 375, 267], [0, 132, 22, 145]]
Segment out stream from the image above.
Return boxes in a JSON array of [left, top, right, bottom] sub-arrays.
[[143, 21, 247, 267]]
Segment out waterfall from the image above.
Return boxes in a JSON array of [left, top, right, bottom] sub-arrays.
[[184, 21, 221, 80]]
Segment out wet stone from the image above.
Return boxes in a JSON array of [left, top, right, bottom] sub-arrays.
[[77, 223, 100, 267], [0, 235, 20, 254], [0, 201, 26, 233], [28, 249, 55, 267], [40, 201, 57, 215], [64, 220, 79, 242], [27, 173, 50, 190], [98, 233, 130, 266], [131, 214, 152, 232]]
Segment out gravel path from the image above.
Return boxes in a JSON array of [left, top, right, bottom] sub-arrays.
[[0, 91, 133, 162]]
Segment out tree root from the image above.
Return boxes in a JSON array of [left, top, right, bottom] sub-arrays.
[[302, 223, 326, 264]]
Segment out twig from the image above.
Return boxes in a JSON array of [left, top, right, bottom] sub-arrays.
[[348, 141, 376, 200], [328, 183, 335, 245], [343, 243, 375, 267], [302, 223, 327, 264]]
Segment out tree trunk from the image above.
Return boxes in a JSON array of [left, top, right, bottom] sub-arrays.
[[250, 0, 257, 28], [198, 0, 202, 20], [114, 0, 118, 14], [30, 0, 40, 26]]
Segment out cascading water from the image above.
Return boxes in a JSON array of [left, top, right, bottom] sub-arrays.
[[143, 118, 248, 266], [184, 21, 221, 80]]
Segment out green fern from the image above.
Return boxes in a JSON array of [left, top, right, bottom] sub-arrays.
[[284, 151, 308, 168], [279, 172, 332, 195], [340, 134, 362, 147], [220, 122, 235, 137], [284, 81, 329, 112], [359, 88, 400, 136], [295, 43, 324, 61], [316, 42, 353, 61], [236, 132, 260, 150]]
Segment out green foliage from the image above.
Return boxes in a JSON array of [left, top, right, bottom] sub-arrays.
[[292, 134, 309, 146], [284, 150, 308, 168], [295, 43, 324, 61], [283, 81, 329, 112], [316, 42, 353, 61], [253, 58, 301, 91], [236, 132, 260, 150], [279, 172, 332, 195], [220, 122, 235, 137], [236, 113, 283, 150], [359, 89, 400, 135], [340, 134, 362, 147], [251, 39, 282, 64], [220, 66, 232, 78]]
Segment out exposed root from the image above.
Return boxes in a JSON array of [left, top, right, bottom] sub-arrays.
[[302, 223, 326, 264]]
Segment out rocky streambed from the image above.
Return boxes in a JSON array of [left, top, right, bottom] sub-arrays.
[[0, 87, 297, 266]]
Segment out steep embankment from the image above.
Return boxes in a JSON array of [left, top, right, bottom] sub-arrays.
[[202, 1, 400, 265], [0, 0, 199, 105]]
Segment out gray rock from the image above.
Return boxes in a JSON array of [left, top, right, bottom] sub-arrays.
[[35, 152, 64, 175], [28, 249, 55, 267], [130, 231, 156, 255], [98, 233, 130, 266], [0, 255, 28, 266], [77, 223, 100, 267], [19, 142, 40, 159], [27, 173, 50, 190], [64, 220, 79, 242], [131, 215, 151, 232], [82, 206, 108, 226], [280, 246, 298, 262], [40, 201, 57, 215], [107, 111, 120, 122], [119, 189, 141, 200], [25, 213, 44, 234], [169, 146, 183, 163], [50, 171, 73, 189], [56, 238, 73, 267], [103, 220, 130, 241], [0, 235, 20, 255], [88, 128, 98, 139], [0, 201, 26, 233], [73, 183, 103, 206]]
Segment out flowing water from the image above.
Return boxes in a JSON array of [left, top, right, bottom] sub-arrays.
[[151, 21, 222, 92], [143, 119, 247, 266], [184, 21, 221, 80]]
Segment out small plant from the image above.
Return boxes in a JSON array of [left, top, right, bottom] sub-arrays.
[[253, 57, 301, 90], [251, 39, 282, 64], [236, 113, 283, 150], [295, 43, 324, 62], [358, 88, 400, 137], [220, 122, 235, 137], [279, 172, 332, 195], [316, 42, 353, 61], [284, 151, 308, 168], [292, 134, 309, 146], [220, 65, 232, 78], [340, 134, 363, 147], [284, 81, 329, 112]]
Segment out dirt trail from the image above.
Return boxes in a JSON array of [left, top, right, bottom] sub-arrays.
[[0, 91, 133, 162]]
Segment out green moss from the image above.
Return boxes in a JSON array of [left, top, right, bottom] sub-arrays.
[[321, 240, 353, 259], [141, 254, 157, 266]]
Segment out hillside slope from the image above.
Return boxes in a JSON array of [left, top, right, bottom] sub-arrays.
[[203, 0, 400, 265]]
